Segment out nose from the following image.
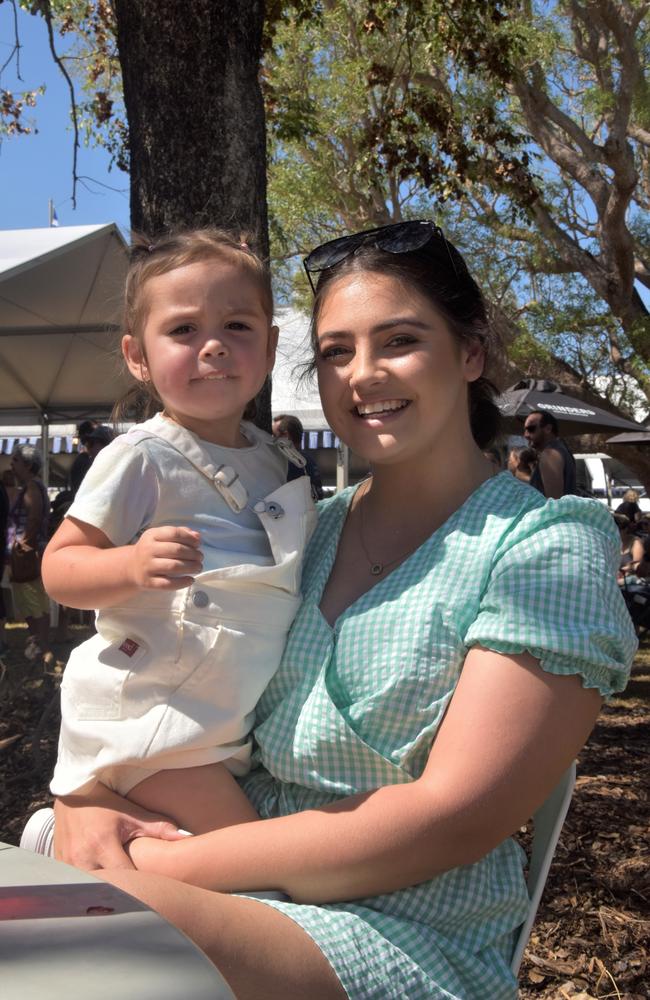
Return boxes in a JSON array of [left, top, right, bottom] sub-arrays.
[[200, 333, 228, 359], [348, 344, 388, 394]]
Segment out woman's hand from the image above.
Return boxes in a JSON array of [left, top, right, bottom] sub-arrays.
[[54, 785, 190, 871], [129, 526, 203, 590]]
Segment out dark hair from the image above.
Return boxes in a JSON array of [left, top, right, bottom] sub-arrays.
[[114, 227, 274, 423], [308, 236, 503, 448], [528, 410, 558, 435], [512, 446, 537, 474], [77, 419, 97, 443], [273, 414, 304, 448]]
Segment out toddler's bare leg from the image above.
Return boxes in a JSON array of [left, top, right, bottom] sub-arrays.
[[126, 762, 258, 835]]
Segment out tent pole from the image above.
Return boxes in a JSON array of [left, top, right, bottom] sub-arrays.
[[41, 413, 50, 488], [336, 442, 349, 492]]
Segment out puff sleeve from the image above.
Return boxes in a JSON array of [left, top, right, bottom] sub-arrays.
[[464, 496, 637, 697]]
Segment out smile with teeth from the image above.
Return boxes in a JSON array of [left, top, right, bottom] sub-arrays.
[[356, 399, 409, 417], [198, 373, 234, 380]]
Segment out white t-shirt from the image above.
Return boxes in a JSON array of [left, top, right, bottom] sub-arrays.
[[67, 414, 287, 571]]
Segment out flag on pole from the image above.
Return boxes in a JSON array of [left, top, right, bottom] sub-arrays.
[[48, 199, 59, 226]]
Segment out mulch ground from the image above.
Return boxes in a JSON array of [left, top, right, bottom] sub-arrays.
[[0, 623, 648, 999]]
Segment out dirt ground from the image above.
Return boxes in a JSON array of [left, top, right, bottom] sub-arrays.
[[1, 622, 648, 999]]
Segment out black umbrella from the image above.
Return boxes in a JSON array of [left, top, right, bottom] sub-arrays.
[[497, 379, 645, 437], [606, 431, 650, 445]]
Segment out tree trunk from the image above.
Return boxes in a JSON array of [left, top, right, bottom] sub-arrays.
[[112, 0, 272, 426], [113, 0, 269, 251]]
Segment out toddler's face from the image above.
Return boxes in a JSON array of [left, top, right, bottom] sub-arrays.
[[123, 260, 277, 445]]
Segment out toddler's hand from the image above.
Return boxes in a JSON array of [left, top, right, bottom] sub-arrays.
[[129, 526, 203, 590]]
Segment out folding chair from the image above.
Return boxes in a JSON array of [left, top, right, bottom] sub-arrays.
[[510, 761, 577, 975]]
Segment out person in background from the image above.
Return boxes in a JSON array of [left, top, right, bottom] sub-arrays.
[[524, 410, 576, 498], [272, 413, 325, 500], [84, 424, 115, 463], [50, 425, 113, 644], [617, 489, 643, 524], [2, 468, 19, 508], [7, 444, 52, 664], [69, 420, 97, 496], [614, 512, 646, 583], [507, 446, 537, 484]]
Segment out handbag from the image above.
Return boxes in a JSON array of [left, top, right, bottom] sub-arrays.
[[10, 541, 41, 584]]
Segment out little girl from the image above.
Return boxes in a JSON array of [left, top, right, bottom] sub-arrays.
[[31, 229, 316, 843]]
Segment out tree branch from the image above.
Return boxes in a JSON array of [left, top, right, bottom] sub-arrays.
[[38, 0, 80, 209], [0, 0, 22, 77]]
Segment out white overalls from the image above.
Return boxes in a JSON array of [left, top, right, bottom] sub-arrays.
[[51, 418, 317, 797]]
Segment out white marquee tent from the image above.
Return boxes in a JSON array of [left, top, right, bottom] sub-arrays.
[[0, 231, 338, 482], [271, 306, 334, 445], [0, 223, 130, 425]]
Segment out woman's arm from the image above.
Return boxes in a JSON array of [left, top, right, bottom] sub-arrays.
[[126, 649, 601, 902], [43, 517, 203, 609]]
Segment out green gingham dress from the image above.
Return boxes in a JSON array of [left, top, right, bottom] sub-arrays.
[[240, 472, 636, 999]]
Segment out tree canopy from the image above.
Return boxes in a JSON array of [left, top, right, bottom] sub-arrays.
[[264, 1, 650, 414], [2, 0, 649, 429]]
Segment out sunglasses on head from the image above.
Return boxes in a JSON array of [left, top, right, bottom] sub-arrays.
[[302, 220, 463, 294]]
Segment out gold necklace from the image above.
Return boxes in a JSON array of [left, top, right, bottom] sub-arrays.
[[357, 480, 414, 577]]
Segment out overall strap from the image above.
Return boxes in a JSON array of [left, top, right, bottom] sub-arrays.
[[127, 426, 249, 513]]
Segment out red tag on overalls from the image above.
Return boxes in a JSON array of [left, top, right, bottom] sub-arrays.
[[119, 638, 140, 657]]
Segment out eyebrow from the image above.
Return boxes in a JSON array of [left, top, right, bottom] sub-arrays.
[[318, 317, 431, 339], [159, 305, 263, 321]]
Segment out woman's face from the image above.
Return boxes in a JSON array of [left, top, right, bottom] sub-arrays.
[[315, 271, 484, 468]]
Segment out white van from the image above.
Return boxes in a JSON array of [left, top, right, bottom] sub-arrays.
[[574, 453, 650, 511]]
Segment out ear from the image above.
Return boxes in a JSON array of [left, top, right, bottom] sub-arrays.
[[463, 339, 485, 383], [266, 324, 279, 372], [122, 334, 149, 382]]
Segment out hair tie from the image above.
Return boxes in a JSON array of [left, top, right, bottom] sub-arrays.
[[148, 244, 155, 253], [239, 241, 250, 251]]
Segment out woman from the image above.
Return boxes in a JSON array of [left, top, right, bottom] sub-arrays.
[[52, 222, 635, 1000], [617, 488, 642, 524], [615, 512, 646, 582], [7, 444, 52, 663]]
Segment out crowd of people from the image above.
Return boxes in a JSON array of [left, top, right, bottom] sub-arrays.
[[612, 494, 650, 629], [0, 422, 113, 664], [496, 423, 650, 632], [6, 222, 638, 1000]]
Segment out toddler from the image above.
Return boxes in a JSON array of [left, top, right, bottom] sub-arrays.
[[29, 229, 316, 844]]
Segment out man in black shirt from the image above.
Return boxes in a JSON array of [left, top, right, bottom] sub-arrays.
[[524, 410, 577, 498]]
